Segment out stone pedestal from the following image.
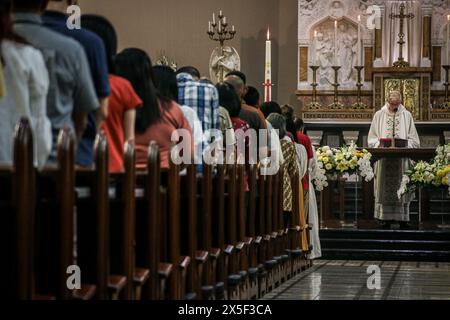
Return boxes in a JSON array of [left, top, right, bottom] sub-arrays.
[[343, 131, 360, 146], [308, 131, 324, 147]]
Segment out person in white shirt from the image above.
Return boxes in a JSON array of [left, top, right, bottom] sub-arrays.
[[0, 0, 51, 168]]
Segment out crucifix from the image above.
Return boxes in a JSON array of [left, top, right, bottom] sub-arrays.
[[390, 2, 415, 68]]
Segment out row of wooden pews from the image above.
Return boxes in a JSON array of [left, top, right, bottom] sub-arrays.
[[2, 118, 313, 300]]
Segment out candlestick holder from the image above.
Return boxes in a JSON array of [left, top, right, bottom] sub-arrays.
[[352, 66, 367, 109], [328, 66, 344, 110], [307, 65, 322, 110], [207, 11, 237, 82]]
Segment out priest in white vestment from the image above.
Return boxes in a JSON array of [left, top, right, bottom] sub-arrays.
[[368, 91, 420, 226]]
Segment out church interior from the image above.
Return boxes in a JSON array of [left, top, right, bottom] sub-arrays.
[[1, 0, 450, 303]]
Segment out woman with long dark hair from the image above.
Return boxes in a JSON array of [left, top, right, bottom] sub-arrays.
[[81, 14, 142, 173], [153, 65, 203, 165], [115, 48, 193, 169], [0, 0, 51, 168]]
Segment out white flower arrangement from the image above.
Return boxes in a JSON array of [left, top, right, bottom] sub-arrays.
[[312, 161, 328, 192], [313, 143, 374, 191], [398, 143, 450, 198], [434, 144, 450, 167]]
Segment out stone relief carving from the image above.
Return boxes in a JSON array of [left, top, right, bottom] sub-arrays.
[[299, 0, 370, 89], [431, 0, 449, 42], [310, 19, 358, 87], [299, 0, 320, 16]]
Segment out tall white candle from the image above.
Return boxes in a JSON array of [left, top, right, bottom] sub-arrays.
[[213, 13, 216, 25], [265, 28, 272, 102], [357, 15, 361, 66], [334, 20, 338, 66]]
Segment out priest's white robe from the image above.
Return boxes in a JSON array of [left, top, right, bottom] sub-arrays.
[[368, 105, 420, 222]]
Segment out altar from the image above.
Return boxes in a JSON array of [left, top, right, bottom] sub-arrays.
[[296, 0, 450, 265], [319, 147, 449, 231], [296, 0, 450, 132]]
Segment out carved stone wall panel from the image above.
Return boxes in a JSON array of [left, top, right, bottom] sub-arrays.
[[420, 135, 441, 148], [431, 0, 450, 44], [298, 0, 375, 89], [364, 47, 373, 80], [299, 47, 309, 82], [433, 46, 442, 82], [298, 94, 373, 112]]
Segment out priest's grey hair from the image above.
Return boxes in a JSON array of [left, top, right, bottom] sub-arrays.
[[387, 90, 402, 102]]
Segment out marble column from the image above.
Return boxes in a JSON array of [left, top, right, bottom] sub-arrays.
[[373, 5, 384, 67], [421, 4, 432, 67]]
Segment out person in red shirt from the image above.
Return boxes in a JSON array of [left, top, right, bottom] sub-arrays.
[[81, 14, 142, 173], [103, 75, 142, 172]]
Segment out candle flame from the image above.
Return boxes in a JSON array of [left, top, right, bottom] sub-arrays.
[[267, 28, 270, 40], [335, 20, 337, 27], [448, 14, 450, 21], [358, 15, 361, 22]]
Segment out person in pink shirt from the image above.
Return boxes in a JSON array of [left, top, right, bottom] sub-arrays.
[[115, 48, 193, 169]]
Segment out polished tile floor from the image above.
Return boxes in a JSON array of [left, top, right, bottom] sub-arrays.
[[263, 260, 450, 300]]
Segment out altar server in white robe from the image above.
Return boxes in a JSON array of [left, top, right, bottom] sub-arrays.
[[368, 91, 420, 226], [308, 145, 322, 260]]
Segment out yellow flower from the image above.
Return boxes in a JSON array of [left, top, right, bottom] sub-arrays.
[[325, 164, 333, 171], [322, 157, 330, 164], [443, 177, 449, 185], [336, 163, 349, 172], [437, 170, 446, 178], [335, 153, 344, 161]]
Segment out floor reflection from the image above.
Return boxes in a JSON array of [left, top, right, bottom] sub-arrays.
[[263, 260, 450, 300]]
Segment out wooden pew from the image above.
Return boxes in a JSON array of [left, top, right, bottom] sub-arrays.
[[75, 134, 127, 300], [1, 119, 35, 299], [160, 151, 190, 300], [135, 142, 171, 300], [35, 128, 97, 300], [198, 161, 221, 300], [246, 164, 260, 300], [212, 164, 228, 300], [109, 142, 150, 300], [224, 162, 243, 300], [255, 163, 269, 298], [236, 162, 251, 299], [179, 161, 209, 300]]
